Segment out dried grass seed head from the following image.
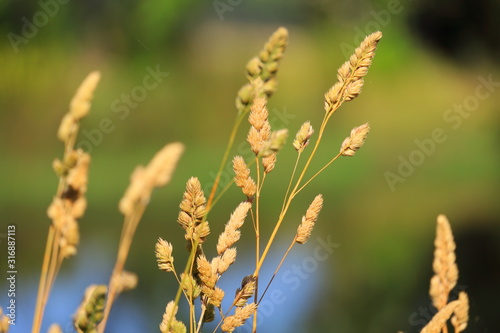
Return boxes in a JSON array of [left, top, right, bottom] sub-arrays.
[[115, 270, 138, 293], [430, 214, 458, 310], [420, 300, 460, 333], [70, 71, 101, 120], [451, 291, 469, 333], [340, 123, 370, 156], [66, 150, 91, 194], [57, 71, 101, 143], [221, 303, 257, 332], [210, 286, 225, 308], [247, 96, 271, 155], [74, 284, 107, 333], [155, 238, 174, 272], [143, 142, 184, 188], [214, 248, 237, 275], [296, 194, 323, 244], [325, 31, 382, 113], [217, 202, 252, 255], [260, 128, 288, 157], [293, 121, 314, 153], [259, 26, 288, 85], [248, 97, 269, 130], [262, 153, 276, 173], [59, 216, 79, 258], [237, 27, 288, 113], [160, 301, 186, 333], [119, 143, 183, 216], [197, 254, 217, 289], [233, 275, 257, 307], [232, 156, 256, 197], [177, 177, 208, 242]]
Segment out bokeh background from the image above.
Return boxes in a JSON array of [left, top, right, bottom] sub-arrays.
[[1, 0, 499, 332]]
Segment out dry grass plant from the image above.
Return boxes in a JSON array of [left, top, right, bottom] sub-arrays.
[[418, 215, 470, 333], [0, 27, 473, 333]]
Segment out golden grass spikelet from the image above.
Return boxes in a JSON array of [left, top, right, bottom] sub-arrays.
[[213, 248, 237, 275], [430, 214, 458, 310], [160, 301, 186, 333], [200, 285, 225, 308], [73, 285, 107, 333], [340, 123, 370, 157], [143, 143, 185, 188], [221, 303, 257, 332], [261, 128, 288, 157], [451, 291, 469, 333], [325, 31, 382, 113], [156, 238, 174, 272], [236, 27, 288, 114], [57, 71, 101, 142], [262, 153, 277, 173], [69, 71, 101, 120], [259, 27, 288, 83], [176, 177, 210, 243], [0, 308, 9, 333], [233, 275, 257, 307], [232, 156, 256, 197], [113, 270, 138, 294], [47, 324, 62, 333], [245, 27, 288, 86], [217, 202, 252, 255], [247, 97, 271, 155], [197, 254, 217, 289], [59, 215, 79, 258], [210, 286, 225, 308], [119, 143, 184, 216], [295, 194, 324, 244], [248, 97, 268, 130], [66, 150, 90, 193], [194, 220, 211, 243], [293, 121, 314, 153], [420, 300, 460, 333]]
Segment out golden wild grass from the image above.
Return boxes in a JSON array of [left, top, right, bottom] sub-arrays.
[[0, 27, 471, 333]]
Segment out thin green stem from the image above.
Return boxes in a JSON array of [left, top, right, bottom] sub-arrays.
[[206, 111, 248, 211]]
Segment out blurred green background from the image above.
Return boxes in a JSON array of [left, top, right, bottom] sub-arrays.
[[1, 0, 499, 332]]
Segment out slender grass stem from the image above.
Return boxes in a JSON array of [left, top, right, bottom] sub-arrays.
[[98, 202, 147, 333], [258, 238, 295, 304], [252, 158, 262, 333], [32, 226, 55, 333], [294, 152, 343, 197], [206, 111, 248, 211], [281, 153, 302, 212], [169, 238, 200, 331]]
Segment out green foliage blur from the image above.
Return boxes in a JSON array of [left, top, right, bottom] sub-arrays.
[[1, 0, 499, 332]]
